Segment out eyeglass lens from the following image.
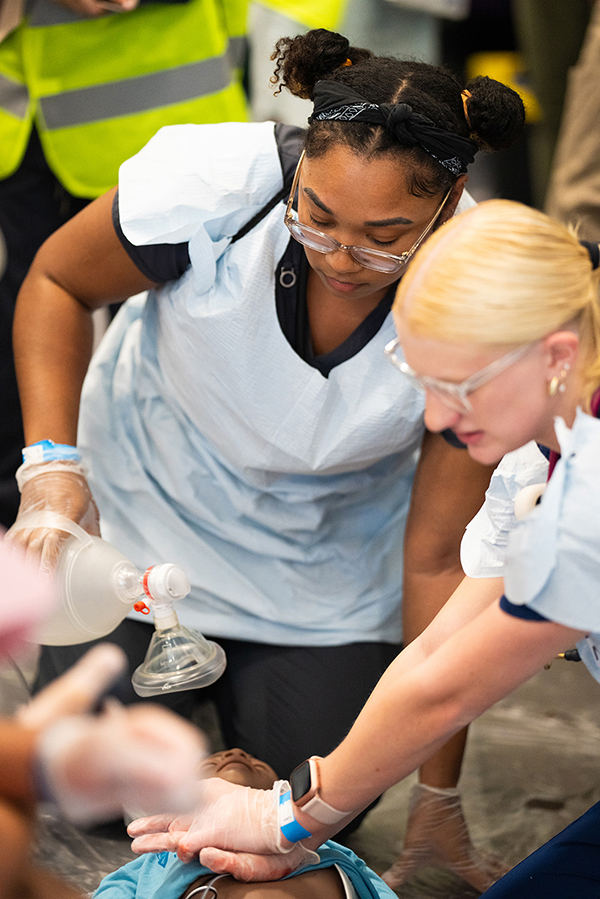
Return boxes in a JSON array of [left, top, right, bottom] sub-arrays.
[[287, 220, 404, 274]]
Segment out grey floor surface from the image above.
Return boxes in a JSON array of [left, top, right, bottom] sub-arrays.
[[1, 643, 599, 897]]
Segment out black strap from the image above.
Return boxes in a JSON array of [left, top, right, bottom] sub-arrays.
[[581, 239, 600, 270], [230, 182, 291, 245]]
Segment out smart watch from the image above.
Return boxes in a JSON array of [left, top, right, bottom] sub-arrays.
[[289, 756, 348, 824]]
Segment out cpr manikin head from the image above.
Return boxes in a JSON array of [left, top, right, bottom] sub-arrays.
[[392, 199, 600, 463], [272, 30, 525, 306], [200, 748, 278, 790]]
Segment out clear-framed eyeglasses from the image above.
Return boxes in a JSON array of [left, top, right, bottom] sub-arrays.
[[384, 337, 533, 413], [284, 151, 451, 275]]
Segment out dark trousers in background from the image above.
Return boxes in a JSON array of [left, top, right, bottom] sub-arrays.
[[0, 127, 90, 529], [482, 800, 600, 898]]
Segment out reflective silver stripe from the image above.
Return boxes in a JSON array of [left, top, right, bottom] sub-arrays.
[[0, 73, 29, 119], [39, 54, 237, 130]]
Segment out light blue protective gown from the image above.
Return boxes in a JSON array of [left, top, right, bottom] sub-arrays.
[[78, 121, 431, 646]]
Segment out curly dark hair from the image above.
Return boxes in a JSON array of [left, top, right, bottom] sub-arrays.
[[271, 29, 525, 197]]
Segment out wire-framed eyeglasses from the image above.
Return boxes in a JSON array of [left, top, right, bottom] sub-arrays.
[[284, 151, 451, 275], [384, 338, 533, 413]]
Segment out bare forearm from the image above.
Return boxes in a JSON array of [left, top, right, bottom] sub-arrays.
[[13, 188, 156, 447], [14, 273, 95, 445], [403, 553, 471, 787], [402, 433, 496, 786], [296, 604, 581, 847]]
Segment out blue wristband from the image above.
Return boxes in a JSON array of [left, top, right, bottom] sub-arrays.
[[279, 789, 312, 842], [22, 440, 81, 464]]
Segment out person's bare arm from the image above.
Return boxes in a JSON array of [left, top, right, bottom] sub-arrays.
[[313, 602, 583, 825], [403, 430, 495, 642], [13, 186, 157, 446], [402, 430, 495, 786], [141, 583, 580, 880]]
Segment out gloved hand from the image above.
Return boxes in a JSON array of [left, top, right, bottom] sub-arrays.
[[128, 777, 319, 881], [35, 701, 207, 825], [17, 643, 128, 728], [381, 783, 510, 893], [129, 777, 291, 860], [18, 644, 208, 825], [8, 459, 100, 572]]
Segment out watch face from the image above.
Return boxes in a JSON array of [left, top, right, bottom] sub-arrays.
[[290, 760, 312, 802]]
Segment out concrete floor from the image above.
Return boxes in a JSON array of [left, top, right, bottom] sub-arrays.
[[2, 642, 599, 897]]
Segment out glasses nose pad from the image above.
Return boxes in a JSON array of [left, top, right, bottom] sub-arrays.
[[329, 245, 362, 270]]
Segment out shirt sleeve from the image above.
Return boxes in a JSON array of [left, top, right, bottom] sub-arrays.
[[499, 594, 548, 621], [118, 121, 285, 247], [112, 191, 190, 284]]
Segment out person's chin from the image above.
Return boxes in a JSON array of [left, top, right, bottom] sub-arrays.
[[467, 443, 506, 466], [457, 431, 504, 465]]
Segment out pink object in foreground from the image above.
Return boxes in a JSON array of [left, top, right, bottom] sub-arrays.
[[0, 529, 56, 656]]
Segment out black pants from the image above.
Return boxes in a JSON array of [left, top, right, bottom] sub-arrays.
[[0, 128, 90, 528], [482, 800, 600, 898], [36, 620, 400, 779], [36, 621, 400, 833]]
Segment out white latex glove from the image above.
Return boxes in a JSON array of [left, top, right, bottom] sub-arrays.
[[18, 644, 207, 826], [129, 778, 290, 860], [381, 783, 510, 893], [17, 643, 126, 728], [128, 778, 319, 881], [36, 701, 207, 825], [8, 461, 100, 573]]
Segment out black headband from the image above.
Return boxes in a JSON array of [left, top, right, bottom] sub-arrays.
[[308, 81, 478, 175]]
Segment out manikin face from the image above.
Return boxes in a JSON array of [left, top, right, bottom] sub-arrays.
[[395, 326, 564, 465], [199, 748, 278, 790], [296, 146, 464, 305]]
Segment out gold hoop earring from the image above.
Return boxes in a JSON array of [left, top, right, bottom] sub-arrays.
[[548, 364, 570, 396]]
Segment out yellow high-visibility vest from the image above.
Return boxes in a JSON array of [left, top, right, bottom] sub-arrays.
[[0, 0, 249, 196], [256, 0, 347, 31]]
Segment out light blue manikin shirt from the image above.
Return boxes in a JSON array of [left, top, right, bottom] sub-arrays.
[[92, 841, 397, 899], [77, 121, 456, 646], [463, 409, 600, 684]]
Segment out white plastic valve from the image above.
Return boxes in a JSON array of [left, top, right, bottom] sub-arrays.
[[144, 563, 191, 602]]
